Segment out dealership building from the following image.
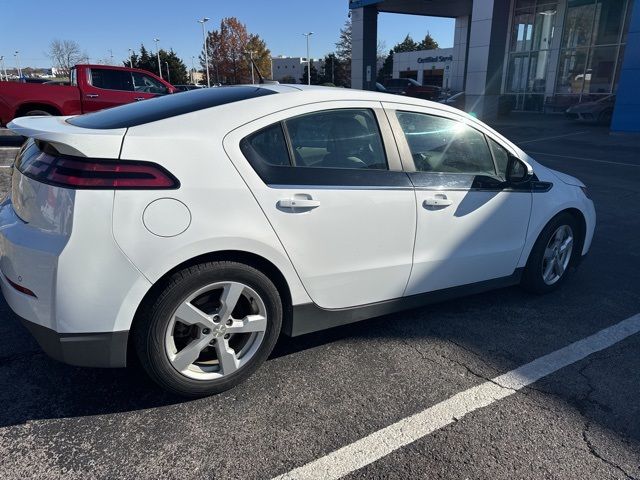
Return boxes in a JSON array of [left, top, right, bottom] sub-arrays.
[[392, 48, 455, 87], [350, 0, 639, 132]]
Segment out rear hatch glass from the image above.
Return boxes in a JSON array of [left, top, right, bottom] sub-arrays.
[[67, 86, 276, 129]]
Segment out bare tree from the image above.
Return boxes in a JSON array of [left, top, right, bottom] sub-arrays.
[[47, 39, 89, 76]]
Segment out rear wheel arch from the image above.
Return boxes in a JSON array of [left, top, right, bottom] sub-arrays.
[[128, 250, 293, 363], [16, 103, 61, 118]]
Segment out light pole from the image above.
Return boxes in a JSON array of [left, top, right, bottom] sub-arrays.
[[154, 38, 162, 79], [14, 50, 22, 78], [302, 32, 313, 85], [165, 61, 170, 83], [128, 48, 134, 68], [108, 49, 114, 65], [197, 17, 211, 87]]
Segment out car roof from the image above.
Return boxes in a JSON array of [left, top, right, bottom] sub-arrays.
[[66, 83, 469, 130]]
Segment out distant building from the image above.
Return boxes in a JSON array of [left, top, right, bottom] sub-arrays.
[[392, 48, 454, 89], [271, 56, 324, 83]]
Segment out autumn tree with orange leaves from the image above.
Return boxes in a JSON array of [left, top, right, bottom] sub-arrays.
[[200, 17, 271, 85]]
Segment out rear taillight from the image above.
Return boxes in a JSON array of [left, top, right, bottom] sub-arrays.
[[16, 144, 178, 190]]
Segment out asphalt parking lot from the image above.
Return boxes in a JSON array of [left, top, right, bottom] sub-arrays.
[[0, 114, 639, 479]]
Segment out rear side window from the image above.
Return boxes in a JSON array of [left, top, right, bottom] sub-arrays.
[[241, 123, 290, 167], [90, 69, 133, 91], [396, 111, 496, 176]]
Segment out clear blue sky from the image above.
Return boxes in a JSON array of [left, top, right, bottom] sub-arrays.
[[1, 0, 454, 68]]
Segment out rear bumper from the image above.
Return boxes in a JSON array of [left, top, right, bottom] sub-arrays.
[[20, 317, 129, 368]]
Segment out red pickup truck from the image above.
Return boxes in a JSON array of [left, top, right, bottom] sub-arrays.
[[0, 64, 177, 126]]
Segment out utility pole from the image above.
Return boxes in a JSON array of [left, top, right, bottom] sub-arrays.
[[302, 32, 313, 86], [14, 51, 22, 78], [191, 56, 195, 84], [197, 17, 211, 87], [108, 49, 114, 65], [245, 50, 255, 84], [165, 61, 170, 83], [128, 48, 134, 68], [154, 38, 162, 79]]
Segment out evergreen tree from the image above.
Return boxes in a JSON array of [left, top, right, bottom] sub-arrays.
[[377, 50, 394, 83], [393, 35, 419, 53], [417, 32, 439, 50], [300, 63, 319, 85]]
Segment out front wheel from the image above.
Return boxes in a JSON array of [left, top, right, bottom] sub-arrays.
[[134, 261, 282, 397], [521, 213, 580, 294]]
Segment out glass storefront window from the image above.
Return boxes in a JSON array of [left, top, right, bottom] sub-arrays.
[[511, 8, 535, 52], [532, 3, 558, 50], [507, 0, 629, 109], [555, 48, 589, 94], [562, 0, 596, 48], [592, 0, 627, 45], [585, 45, 617, 94]]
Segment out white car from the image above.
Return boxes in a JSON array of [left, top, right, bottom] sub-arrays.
[[2, 85, 595, 397]]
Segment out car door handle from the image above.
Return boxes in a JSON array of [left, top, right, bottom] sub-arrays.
[[277, 196, 320, 210], [85, 94, 99, 98], [423, 194, 453, 207], [134, 97, 145, 101]]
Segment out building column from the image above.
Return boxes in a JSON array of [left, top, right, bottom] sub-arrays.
[[450, 16, 470, 92], [611, 0, 640, 133], [464, 0, 510, 119], [351, 6, 378, 90]]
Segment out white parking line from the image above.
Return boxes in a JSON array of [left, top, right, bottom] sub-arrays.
[[273, 314, 640, 480], [527, 150, 640, 168], [517, 131, 587, 145]]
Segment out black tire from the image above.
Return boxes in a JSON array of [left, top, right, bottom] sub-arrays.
[[521, 213, 581, 294], [598, 109, 612, 125], [134, 261, 282, 397], [24, 109, 53, 117]]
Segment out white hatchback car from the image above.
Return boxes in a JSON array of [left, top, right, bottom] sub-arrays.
[[2, 85, 595, 397]]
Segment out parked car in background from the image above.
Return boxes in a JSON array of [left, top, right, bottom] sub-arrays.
[[383, 78, 442, 100], [3, 85, 595, 397], [174, 84, 205, 92], [0, 64, 177, 126], [565, 95, 615, 124], [439, 91, 466, 110]]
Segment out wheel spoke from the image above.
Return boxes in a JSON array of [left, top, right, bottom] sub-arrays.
[[218, 283, 245, 322], [228, 314, 267, 334], [544, 247, 554, 260], [542, 258, 554, 279], [174, 301, 213, 329], [171, 335, 212, 372], [553, 258, 565, 276], [559, 236, 573, 253], [215, 339, 239, 375]]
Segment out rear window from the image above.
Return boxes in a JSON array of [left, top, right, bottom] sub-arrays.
[[67, 86, 277, 129]]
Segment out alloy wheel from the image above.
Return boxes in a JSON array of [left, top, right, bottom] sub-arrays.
[[164, 281, 268, 380], [541, 225, 574, 286]]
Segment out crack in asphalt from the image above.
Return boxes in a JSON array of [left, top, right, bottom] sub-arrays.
[[576, 359, 639, 480], [400, 336, 639, 479]]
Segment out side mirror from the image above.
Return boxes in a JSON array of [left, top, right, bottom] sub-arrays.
[[506, 155, 533, 184]]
